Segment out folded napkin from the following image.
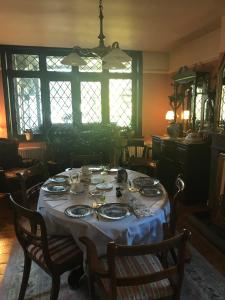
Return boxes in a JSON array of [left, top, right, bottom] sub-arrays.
[[133, 204, 153, 218]]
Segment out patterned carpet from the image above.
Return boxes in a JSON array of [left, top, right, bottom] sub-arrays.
[[1, 241, 225, 300]]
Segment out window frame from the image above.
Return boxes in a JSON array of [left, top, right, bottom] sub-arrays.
[[0, 45, 142, 140]]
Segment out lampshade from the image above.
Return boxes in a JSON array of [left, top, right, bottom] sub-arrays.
[[61, 52, 87, 67], [182, 110, 190, 120], [61, 0, 132, 70], [165, 110, 175, 121]]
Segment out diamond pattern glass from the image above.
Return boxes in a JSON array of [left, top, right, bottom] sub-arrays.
[[12, 54, 39, 71], [109, 79, 132, 127], [49, 81, 73, 124], [109, 61, 132, 73], [195, 87, 203, 121], [220, 86, 225, 122], [81, 82, 102, 123], [46, 56, 72, 72], [14, 78, 42, 134], [79, 57, 102, 73]]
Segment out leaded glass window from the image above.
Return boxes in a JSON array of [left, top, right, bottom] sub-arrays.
[[220, 86, 225, 122], [14, 78, 42, 134], [80, 82, 102, 123], [12, 54, 39, 71], [46, 56, 72, 72], [109, 79, 132, 127], [49, 81, 73, 124]]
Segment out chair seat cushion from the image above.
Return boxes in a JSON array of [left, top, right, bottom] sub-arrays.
[[100, 254, 174, 300], [28, 235, 82, 268]]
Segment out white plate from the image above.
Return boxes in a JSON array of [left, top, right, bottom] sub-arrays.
[[140, 187, 163, 197], [108, 168, 118, 173], [96, 182, 113, 190], [49, 175, 69, 184], [88, 167, 103, 172], [42, 183, 69, 193], [97, 203, 131, 220], [91, 176, 104, 185], [65, 205, 93, 218]]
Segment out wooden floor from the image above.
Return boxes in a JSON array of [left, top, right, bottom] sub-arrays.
[[1, 193, 225, 286]]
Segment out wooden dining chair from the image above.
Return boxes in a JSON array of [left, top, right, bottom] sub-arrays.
[[166, 174, 185, 237], [16, 162, 48, 209], [163, 175, 191, 263], [7, 193, 83, 300], [80, 229, 190, 300]]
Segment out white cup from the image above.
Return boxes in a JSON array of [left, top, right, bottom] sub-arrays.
[[71, 182, 85, 193]]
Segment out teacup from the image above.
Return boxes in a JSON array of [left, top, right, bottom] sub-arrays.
[[71, 182, 85, 194]]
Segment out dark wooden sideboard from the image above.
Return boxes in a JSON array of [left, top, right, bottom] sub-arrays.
[[152, 135, 210, 204]]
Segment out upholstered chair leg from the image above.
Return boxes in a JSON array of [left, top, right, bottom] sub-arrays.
[[18, 253, 31, 300], [50, 275, 60, 300]]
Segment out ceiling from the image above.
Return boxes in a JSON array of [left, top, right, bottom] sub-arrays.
[[0, 0, 225, 52]]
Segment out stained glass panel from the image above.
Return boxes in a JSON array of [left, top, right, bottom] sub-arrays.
[[49, 81, 73, 124], [79, 57, 102, 73], [12, 54, 39, 71], [109, 79, 132, 127], [46, 56, 72, 72], [14, 78, 42, 134], [81, 82, 102, 123]]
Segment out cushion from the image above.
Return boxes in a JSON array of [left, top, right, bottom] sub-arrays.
[[28, 236, 82, 268], [100, 254, 174, 300]]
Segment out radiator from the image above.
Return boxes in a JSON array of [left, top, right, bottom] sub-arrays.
[[18, 147, 46, 161]]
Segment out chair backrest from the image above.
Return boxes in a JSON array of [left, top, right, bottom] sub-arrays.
[[169, 174, 185, 235], [0, 138, 21, 169], [7, 194, 53, 267], [16, 162, 47, 207], [106, 230, 190, 300]]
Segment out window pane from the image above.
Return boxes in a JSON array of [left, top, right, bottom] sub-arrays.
[[79, 57, 102, 73], [109, 79, 132, 127], [14, 78, 42, 134], [220, 86, 225, 122], [49, 81, 73, 124], [81, 82, 102, 123], [109, 61, 132, 73], [12, 54, 39, 71], [195, 87, 203, 121], [46, 56, 72, 72]]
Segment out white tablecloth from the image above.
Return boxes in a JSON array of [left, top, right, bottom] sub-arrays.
[[37, 169, 170, 255]]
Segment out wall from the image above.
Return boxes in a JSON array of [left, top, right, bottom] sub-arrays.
[[0, 72, 7, 138], [142, 73, 171, 142], [170, 29, 221, 73]]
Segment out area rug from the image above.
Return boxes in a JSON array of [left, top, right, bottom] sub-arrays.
[[1, 241, 225, 300]]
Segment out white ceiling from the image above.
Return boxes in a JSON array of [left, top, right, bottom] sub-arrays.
[[0, 0, 225, 52]]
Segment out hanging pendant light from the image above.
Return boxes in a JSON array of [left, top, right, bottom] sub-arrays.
[[61, 0, 131, 69]]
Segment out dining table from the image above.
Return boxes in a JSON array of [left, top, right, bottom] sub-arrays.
[[37, 168, 170, 256]]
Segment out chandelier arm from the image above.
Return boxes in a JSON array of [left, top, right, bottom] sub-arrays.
[[98, 0, 106, 48]]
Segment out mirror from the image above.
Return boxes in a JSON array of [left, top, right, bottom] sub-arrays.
[[215, 54, 225, 131]]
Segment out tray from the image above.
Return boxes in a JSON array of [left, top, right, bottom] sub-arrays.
[[97, 203, 131, 220], [65, 205, 93, 218]]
